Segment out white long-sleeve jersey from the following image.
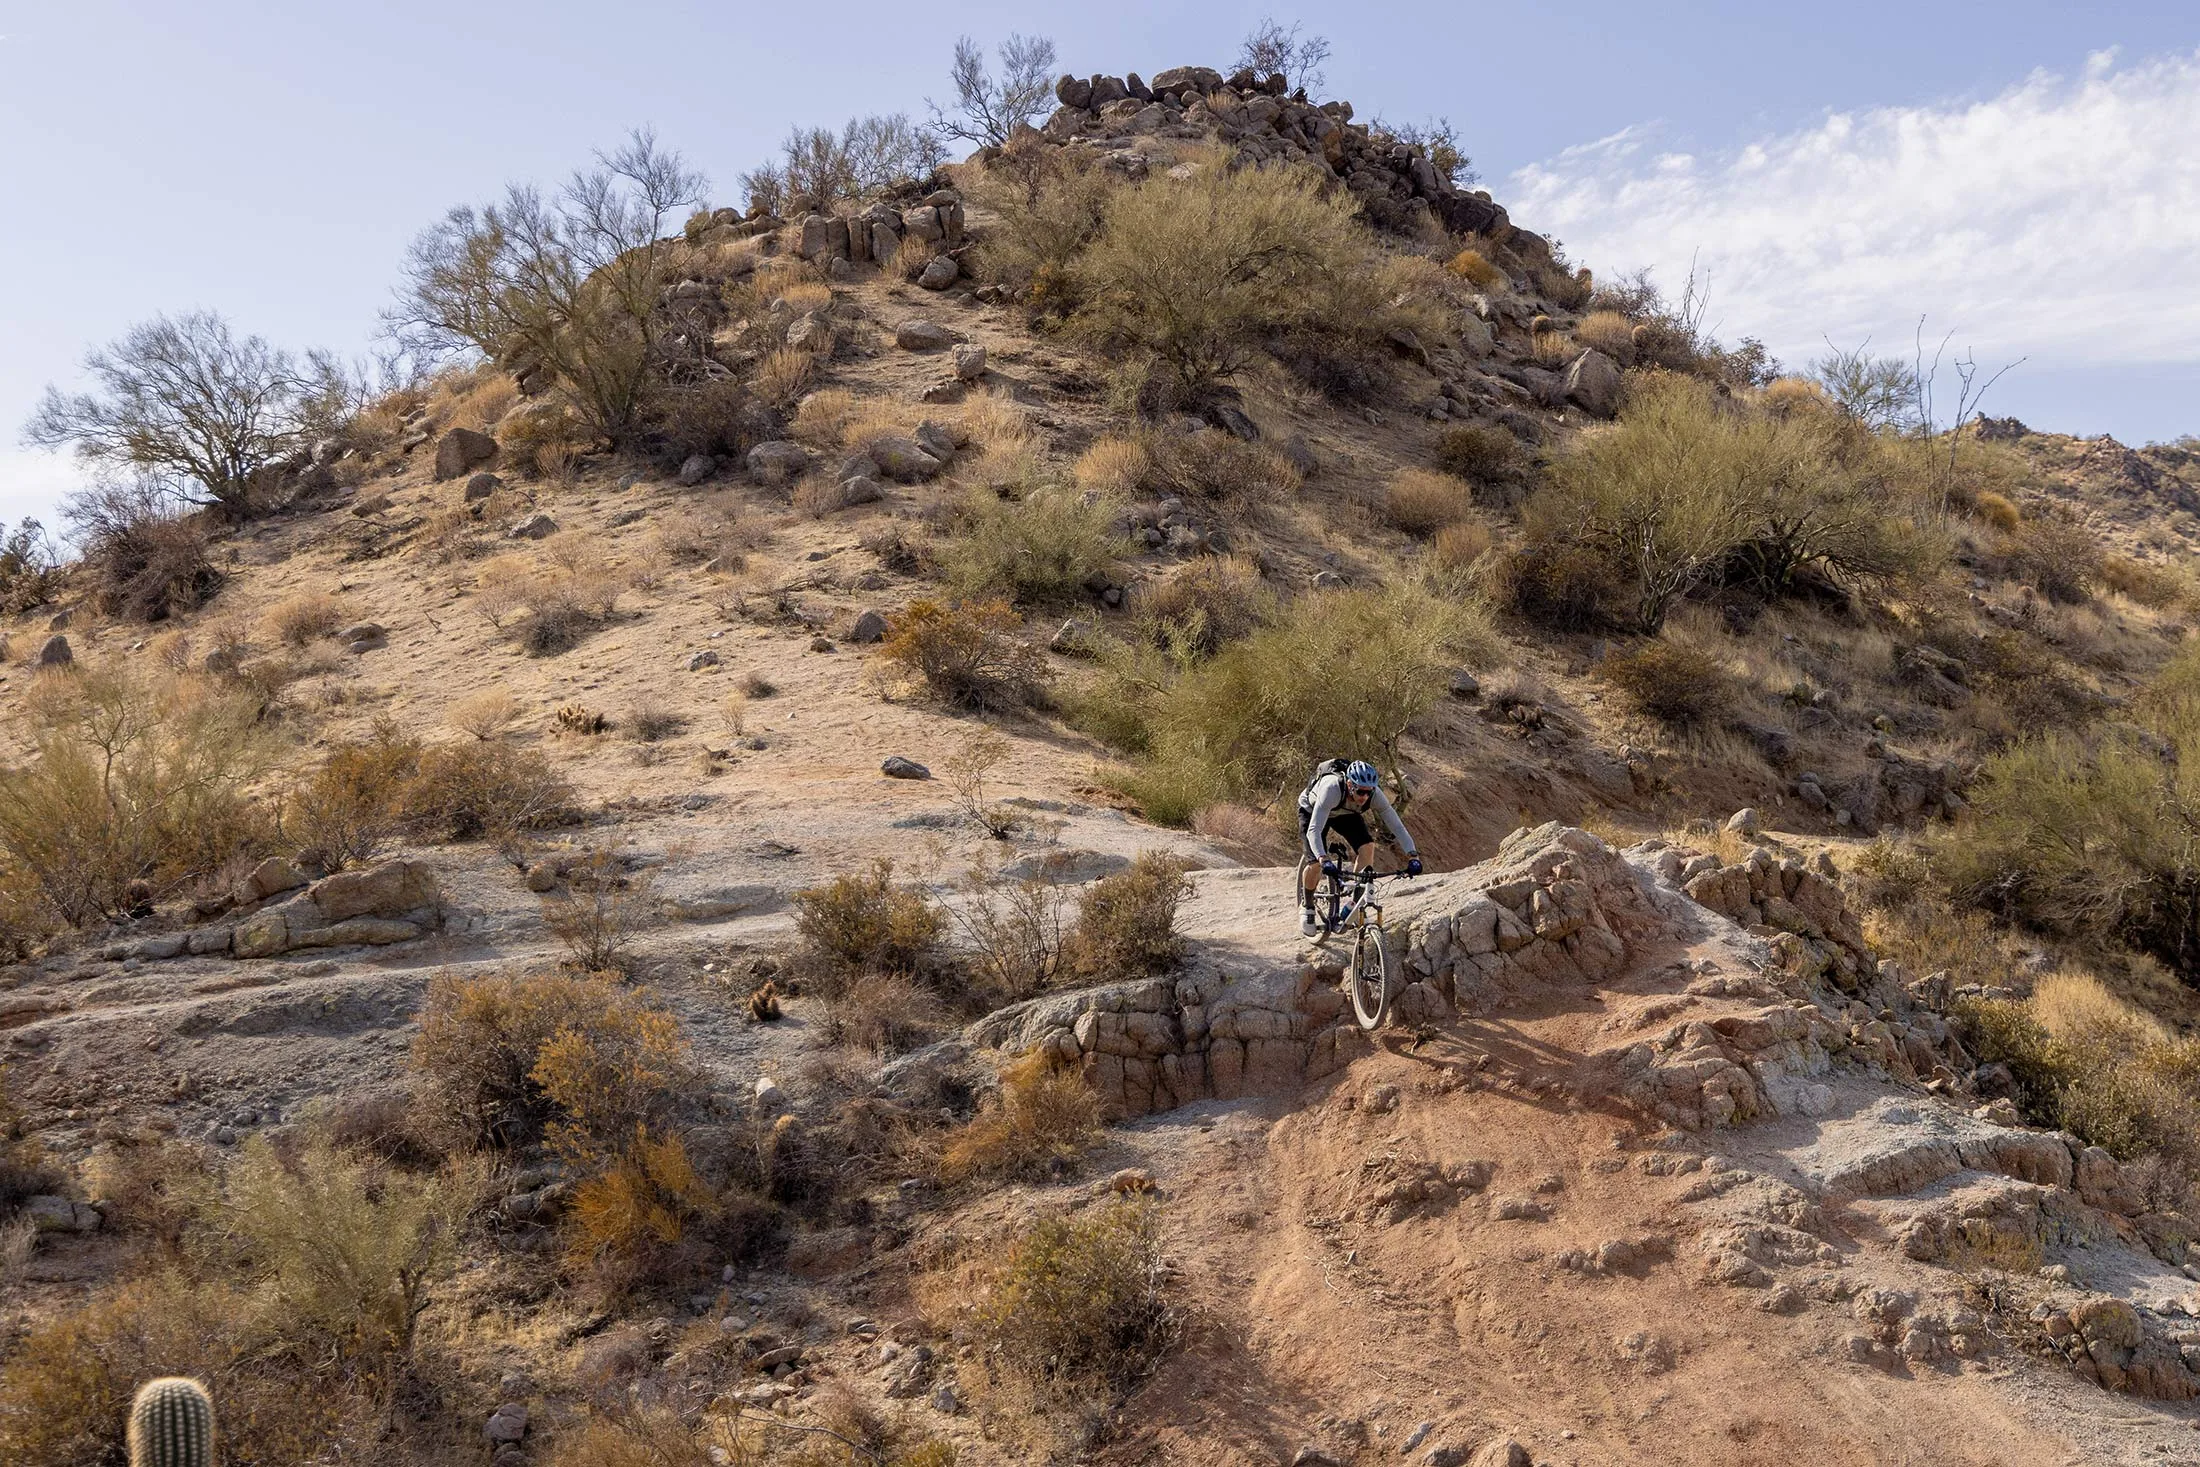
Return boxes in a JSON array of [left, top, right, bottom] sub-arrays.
[[1298, 773, 1416, 864]]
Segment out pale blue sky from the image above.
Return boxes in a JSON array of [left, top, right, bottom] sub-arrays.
[[4, 2, 2197, 525]]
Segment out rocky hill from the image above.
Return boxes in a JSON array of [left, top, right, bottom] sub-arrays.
[[3, 50, 2199, 1467]]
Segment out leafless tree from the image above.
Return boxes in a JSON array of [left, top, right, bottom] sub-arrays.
[[388, 128, 707, 447], [928, 33, 1058, 148], [1234, 19, 1332, 95], [1370, 116, 1477, 187], [23, 312, 349, 518], [1912, 318, 2025, 515]]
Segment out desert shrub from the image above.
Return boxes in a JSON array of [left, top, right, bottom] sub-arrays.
[[1074, 158, 1383, 400], [199, 1136, 473, 1359], [973, 1197, 1173, 1401], [281, 723, 419, 869], [1383, 468, 1476, 536], [262, 590, 345, 647], [1574, 309, 1637, 365], [754, 348, 818, 409], [412, 970, 679, 1150], [1597, 641, 1736, 729], [543, 848, 655, 974], [971, 139, 1115, 302], [892, 234, 938, 282], [64, 482, 224, 622], [562, 1127, 717, 1279], [1523, 371, 1926, 630], [941, 487, 1127, 605], [1956, 979, 2200, 1166], [0, 1274, 347, 1467], [1973, 490, 2021, 531], [794, 858, 945, 980], [446, 687, 521, 740], [405, 740, 576, 841], [1071, 435, 1151, 498], [1534, 264, 1594, 309], [953, 868, 1073, 1003], [1429, 519, 1494, 574], [1145, 430, 1302, 504], [1434, 424, 1520, 483], [1122, 583, 1493, 816], [823, 971, 951, 1056], [2006, 515, 2100, 604], [878, 598, 1046, 710], [2100, 553, 2189, 609], [1935, 656, 2200, 978], [0, 519, 63, 613], [1129, 556, 1274, 660], [497, 399, 592, 478], [0, 665, 270, 927], [940, 1053, 1103, 1185], [1067, 853, 1193, 981], [1444, 248, 1502, 288]]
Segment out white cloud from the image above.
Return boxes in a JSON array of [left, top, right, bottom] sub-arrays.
[[0, 448, 84, 528], [1508, 50, 2200, 376]]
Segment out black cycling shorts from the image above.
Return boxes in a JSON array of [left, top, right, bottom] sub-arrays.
[[1313, 809, 1372, 855]]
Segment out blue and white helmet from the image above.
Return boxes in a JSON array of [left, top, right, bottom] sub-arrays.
[[1344, 760, 1380, 791]]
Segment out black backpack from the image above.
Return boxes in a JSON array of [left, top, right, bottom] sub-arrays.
[[1298, 757, 1355, 816]]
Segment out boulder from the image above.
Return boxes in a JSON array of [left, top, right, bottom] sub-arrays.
[[867, 436, 945, 482], [677, 453, 716, 487], [310, 860, 439, 922], [338, 622, 386, 650], [836, 475, 886, 508], [882, 756, 931, 780], [917, 255, 960, 291], [463, 472, 502, 502], [1056, 74, 1094, 108], [33, 634, 72, 667], [895, 319, 954, 351], [848, 609, 890, 644], [509, 513, 557, 540], [22, 1195, 101, 1234], [1563, 349, 1624, 419], [239, 856, 312, 903], [433, 427, 499, 481], [951, 343, 987, 381], [747, 441, 811, 485]]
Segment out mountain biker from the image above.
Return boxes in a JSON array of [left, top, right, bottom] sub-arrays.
[[1297, 759, 1420, 937]]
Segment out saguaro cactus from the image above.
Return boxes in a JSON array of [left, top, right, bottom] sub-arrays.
[[128, 1377, 215, 1467]]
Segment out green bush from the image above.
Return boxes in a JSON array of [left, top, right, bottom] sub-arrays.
[[1597, 641, 1735, 728], [1434, 425, 1520, 483], [941, 487, 1129, 606], [1128, 556, 1274, 660], [1074, 159, 1385, 401], [0, 666, 271, 928], [200, 1137, 472, 1359], [878, 598, 1047, 710], [793, 857, 945, 981], [1121, 582, 1493, 816], [1519, 372, 1936, 631], [976, 1199, 1174, 1402], [1068, 853, 1193, 981]]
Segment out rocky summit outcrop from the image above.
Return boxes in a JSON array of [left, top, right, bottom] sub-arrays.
[[1033, 64, 1544, 254]]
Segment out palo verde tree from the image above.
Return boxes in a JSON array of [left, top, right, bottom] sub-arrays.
[[23, 312, 350, 519], [389, 129, 708, 448], [928, 33, 1058, 149]]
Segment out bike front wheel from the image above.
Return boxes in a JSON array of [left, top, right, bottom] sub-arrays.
[[1349, 920, 1394, 1031]]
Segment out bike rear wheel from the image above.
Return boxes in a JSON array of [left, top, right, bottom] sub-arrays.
[[1349, 918, 1393, 1031]]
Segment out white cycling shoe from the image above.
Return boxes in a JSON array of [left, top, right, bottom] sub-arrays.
[[1299, 908, 1319, 938]]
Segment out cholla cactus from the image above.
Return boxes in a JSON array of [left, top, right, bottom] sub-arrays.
[[128, 1377, 215, 1467]]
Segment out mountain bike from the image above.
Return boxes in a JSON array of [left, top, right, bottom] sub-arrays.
[[1298, 836, 1407, 1032]]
